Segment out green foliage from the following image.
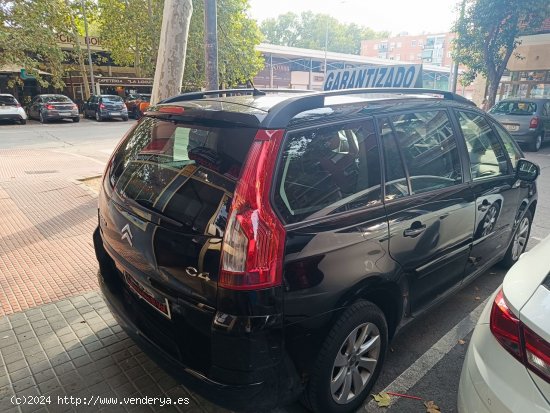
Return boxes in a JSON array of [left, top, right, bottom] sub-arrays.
[[0, 0, 70, 88], [452, 0, 549, 104], [98, 0, 263, 88], [260, 12, 389, 54]]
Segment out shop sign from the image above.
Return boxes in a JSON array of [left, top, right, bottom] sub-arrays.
[[323, 64, 423, 90], [96, 77, 153, 86]]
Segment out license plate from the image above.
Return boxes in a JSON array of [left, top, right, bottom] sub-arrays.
[[60, 111, 72, 116], [110, 111, 120, 116], [124, 272, 171, 319], [504, 124, 519, 132]]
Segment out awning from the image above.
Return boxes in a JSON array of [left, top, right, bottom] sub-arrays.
[[0, 65, 52, 75]]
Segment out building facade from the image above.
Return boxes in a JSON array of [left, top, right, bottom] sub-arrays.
[[361, 33, 456, 67]]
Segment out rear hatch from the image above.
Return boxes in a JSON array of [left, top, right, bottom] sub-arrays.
[[0, 95, 19, 113], [101, 96, 125, 111], [44, 96, 75, 112], [490, 101, 538, 134], [503, 235, 550, 400], [99, 115, 258, 367]]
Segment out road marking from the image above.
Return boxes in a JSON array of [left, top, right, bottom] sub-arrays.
[[364, 298, 489, 411], [531, 236, 543, 241]]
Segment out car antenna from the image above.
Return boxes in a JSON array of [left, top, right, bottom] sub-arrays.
[[247, 79, 266, 96]]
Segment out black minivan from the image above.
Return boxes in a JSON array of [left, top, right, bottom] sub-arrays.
[[94, 88, 539, 413]]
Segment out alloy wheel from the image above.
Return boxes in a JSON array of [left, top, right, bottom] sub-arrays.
[[331, 322, 381, 404], [480, 205, 499, 237], [511, 216, 530, 261], [535, 134, 542, 151]]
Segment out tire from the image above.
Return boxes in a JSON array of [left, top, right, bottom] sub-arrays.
[[529, 133, 543, 152], [20, 119, 26, 125], [72, 116, 80, 123], [132, 107, 138, 119], [39, 111, 47, 124], [95, 111, 102, 122], [499, 210, 532, 269], [122, 116, 128, 121], [302, 301, 388, 413]]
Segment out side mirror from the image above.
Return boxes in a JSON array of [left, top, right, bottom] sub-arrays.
[[516, 159, 540, 182]]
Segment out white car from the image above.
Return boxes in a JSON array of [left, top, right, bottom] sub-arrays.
[[0, 94, 27, 124], [458, 235, 550, 413]]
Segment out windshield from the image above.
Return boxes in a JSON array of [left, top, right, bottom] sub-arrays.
[[490, 101, 537, 115], [107, 117, 256, 228], [43, 95, 72, 103], [0, 96, 17, 105], [102, 96, 124, 103]]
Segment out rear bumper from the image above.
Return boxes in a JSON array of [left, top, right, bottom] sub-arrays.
[[509, 131, 538, 144], [0, 113, 24, 120], [99, 110, 127, 119], [457, 300, 550, 413], [44, 111, 79, 119], [93, 227, 301, 411]]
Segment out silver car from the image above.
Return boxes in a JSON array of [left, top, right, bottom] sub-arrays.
[[489, 98, 550, 152]]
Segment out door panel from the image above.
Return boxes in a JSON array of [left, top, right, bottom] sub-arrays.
[[455, 110, 520, 275], [379, 111, 475, 312]]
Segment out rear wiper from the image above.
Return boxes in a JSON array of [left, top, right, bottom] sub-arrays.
[[118, 195, 184, 228]]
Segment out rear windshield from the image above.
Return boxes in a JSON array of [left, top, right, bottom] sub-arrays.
[[102, 96, 123, 103], [108, 117, 256, 226], [0, 96, 17, 105], [490, 101, 537, 115], [43, 95, 72, 103]]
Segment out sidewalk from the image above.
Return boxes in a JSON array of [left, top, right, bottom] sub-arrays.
[[0, 148, 230, 413]]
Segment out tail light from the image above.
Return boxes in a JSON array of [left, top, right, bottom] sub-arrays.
[[490, 288, 550, 383], [490, 289, 522, 360], [529, 117, 539, 129], [45, 104, 55, 110], [100, 103, 106, 110], [219, 129, 286, 290], [524, 326, 550, 382]]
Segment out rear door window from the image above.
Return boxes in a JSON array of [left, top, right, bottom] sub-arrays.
[[388, 110, 463, 195], [456, 111, 510, 180], [490, 101, 537, 115], [107, 117, 256, 233], [274, 119, 382, 223]]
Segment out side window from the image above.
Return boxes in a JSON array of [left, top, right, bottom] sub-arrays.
[[456, 111, 510, 180], [544, 102, 550, 117], [492, 122, 522, 170], [275, 119, 382, 223], [379, 117, 409, 200], [390, 110, 463, 195]]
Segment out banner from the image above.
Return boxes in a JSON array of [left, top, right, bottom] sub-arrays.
[[323, 64, 423, 91]]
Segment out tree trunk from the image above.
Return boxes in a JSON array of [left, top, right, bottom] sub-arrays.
[[65, 1, 90, 99], [151, 0, 193, 104]]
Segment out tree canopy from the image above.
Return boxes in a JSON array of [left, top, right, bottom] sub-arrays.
[[0, 0, 69, 88], [260, 12, 389, 55], [452, 0, 549, 105], [98, 0, 263, 89]]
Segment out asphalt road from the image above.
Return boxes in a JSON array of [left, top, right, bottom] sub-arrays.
[[1, 118, 549, 413]]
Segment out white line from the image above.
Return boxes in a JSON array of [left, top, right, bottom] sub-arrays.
[[531, 236, 543, 241], [364, 298, 488, 411]]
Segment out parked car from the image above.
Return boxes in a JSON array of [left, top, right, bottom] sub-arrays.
[[83, 95, 128, 121], [0, 94, 27, 124], [489, 98, 550, 152], [458, 234, 550, 413], [93, 88, 539, 413], [125, 93, 151, 119], [27, 94, 79, 123]]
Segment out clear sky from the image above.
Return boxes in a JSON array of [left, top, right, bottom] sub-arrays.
[[248, 0, 461, 36]]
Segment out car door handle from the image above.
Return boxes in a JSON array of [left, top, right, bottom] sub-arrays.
[[478, 199, 490, 212], [403, 222, 426, 237]]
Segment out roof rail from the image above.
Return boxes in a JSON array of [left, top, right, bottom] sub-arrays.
[[159, 88, 314, 104], [261, 87, 476, 129]]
